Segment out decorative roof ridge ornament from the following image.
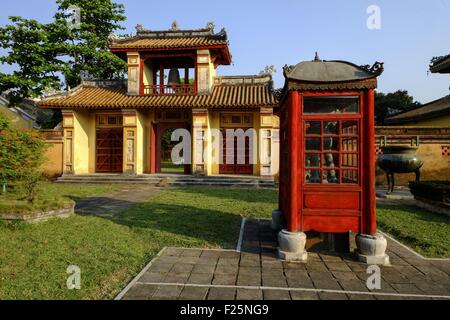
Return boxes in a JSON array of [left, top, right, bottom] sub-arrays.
[[122, 22, 226, 40], [136, 24, 146, 33], [313, 52, 322, 62], [283, 64, 295, 77], [171, 20, 180, 31], [206, 21, 215, 32], [359, 61, 384, 75], [108, 32, 132, 43]]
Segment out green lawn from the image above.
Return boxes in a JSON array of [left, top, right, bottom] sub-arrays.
[[160, 161, 184, 173], [1, 183, 448, 300], [0, 186, 276, 300], [0, 182, 119, 215], [377, 203, 450, 258]]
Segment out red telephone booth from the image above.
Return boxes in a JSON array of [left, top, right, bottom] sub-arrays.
[[274, 55, 389, 265]]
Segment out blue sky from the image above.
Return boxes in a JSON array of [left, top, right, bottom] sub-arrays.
[[1, 0, 449, 103]]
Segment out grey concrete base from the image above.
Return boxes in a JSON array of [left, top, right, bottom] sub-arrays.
[[355, 233, 390, 266], [277, 229, 308, 262], [356, 252, 390, 266], [376, 189, 414, 200], [278, 249, 308, 262], [271, 209, 285, 231]]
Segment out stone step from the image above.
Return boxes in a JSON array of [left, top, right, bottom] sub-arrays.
[[56, 174, 276, 187]]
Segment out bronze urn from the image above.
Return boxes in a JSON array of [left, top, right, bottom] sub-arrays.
[[377, 146, 424, 193]]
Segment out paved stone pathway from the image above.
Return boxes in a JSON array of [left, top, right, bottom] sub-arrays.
[[117, 219, 450, 300], [75, 185, 165, 216]]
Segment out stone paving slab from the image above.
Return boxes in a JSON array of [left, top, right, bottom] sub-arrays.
[[118, 219, 450, 300]]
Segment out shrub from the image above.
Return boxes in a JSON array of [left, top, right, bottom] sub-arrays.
[[0, 114, 47, 202], [409, 181, 450, 205]]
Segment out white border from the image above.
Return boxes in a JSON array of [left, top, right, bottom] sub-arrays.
[[136, 281, 450, 300], [379, 231, 450, 261], [236, 218, 247, 252], [114, 247, 168, 300]]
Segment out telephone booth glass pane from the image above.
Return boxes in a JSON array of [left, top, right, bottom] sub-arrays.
[[303, 97, 359, 114], [304, 118, 360, 185]]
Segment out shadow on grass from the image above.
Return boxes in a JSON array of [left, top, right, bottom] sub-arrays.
[[71, 196, 138, 215], [73, 199, 243, 249], [178, 186, 278, 204]]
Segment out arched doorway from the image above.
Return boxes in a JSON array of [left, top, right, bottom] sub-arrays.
[[152, 122, 191, 174]]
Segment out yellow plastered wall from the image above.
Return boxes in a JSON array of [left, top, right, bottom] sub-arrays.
[[191, 110, 208, 174], [209, 111, 220, 175], [197, 50, 216, 94], [143, 61, 154, 86], [41, 138, 63, 178], [73, 110, 95, 174], [127, 52, 140, 95], [136, 110, 153, 174], [253, 111, 261, 176], [271, 115, 280, 176], [209, 61, 216, 91]]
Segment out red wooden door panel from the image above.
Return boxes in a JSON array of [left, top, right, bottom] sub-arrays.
[[219, 128, 253, 175], [96, 128, 123, 173]]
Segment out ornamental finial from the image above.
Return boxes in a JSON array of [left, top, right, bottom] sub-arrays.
[[314, 52, 321, 62], [171, 21, 179, 31]]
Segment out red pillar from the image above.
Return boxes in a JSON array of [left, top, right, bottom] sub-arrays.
[[288, 91, 300, 232], [364, 89, 377, 235], [150, 123, 157, 174]]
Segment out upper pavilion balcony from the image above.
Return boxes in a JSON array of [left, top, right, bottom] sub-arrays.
[[140, 56, 197, 96], [109, 22, 232, 97], [143, 84, 195, 95]]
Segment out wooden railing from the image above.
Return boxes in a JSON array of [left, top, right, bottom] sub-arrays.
[[143, 84, 196, 95]]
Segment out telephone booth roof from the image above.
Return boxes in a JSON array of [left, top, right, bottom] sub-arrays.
[[281, 54, 383, 94]]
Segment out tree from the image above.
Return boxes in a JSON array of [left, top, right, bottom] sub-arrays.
[[0, 17, 65, 104], [0, 0, 127, 103], [54, 0, 127, 88], [374, 90, 421, 125]]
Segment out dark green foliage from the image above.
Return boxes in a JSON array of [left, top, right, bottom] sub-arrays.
[[0, 17, 64, 103], [53, 0, 127, 88], [0, 114, 47, 201], [374, 90, 421, 125], [409, 180, 450, 205], [0, 0, 127, 103]]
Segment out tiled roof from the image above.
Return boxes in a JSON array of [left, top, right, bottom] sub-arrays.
[[110, 37, 228, 50], [385, 95, 450, 124], [281, 57, 383, 94], [110, 23, 229, 51], [430, 54, 450, 74], [40, 78, 277, 110]]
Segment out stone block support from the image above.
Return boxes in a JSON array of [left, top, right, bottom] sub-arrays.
[[196, 50, 215, 95], [192, 109, 209, 175], [127, 52, 140, 95], [278, 229, 308, 262], [355, 233, 390, 266]]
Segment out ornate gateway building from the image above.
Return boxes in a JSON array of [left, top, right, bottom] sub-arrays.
[[40, 23, 279, 177]]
